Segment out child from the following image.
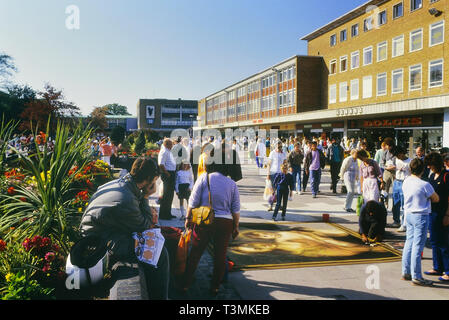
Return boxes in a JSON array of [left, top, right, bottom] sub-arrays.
[[272, 162, 294, 221], [175, 161, 194, 220]]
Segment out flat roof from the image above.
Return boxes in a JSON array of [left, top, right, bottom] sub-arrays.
[[300, 0, 389, 41]]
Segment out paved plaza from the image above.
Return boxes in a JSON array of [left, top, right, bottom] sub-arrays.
[[157, 158, 449, 300]]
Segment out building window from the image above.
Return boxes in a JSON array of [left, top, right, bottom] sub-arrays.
[[339, 82, 348, 102], [377, 73, 387, 96], [409, 64, 422, 91], [351, 24, 359, 37], [350, 79, 359, 100], [330, 59, 337, 75], [363, 46, 373, 65], [377, 41, 388, 62], [351, 51, 360, 69], [364, 17, 373, 32], [430, 0, 440, 3], [329, 84, 337, 104], [340, 56, 348, 72], [330, 34, 337, 46], [410, 0, 422, 11], [392, 35, 404, 57], [378, 10, 387, 26], [430, 21, 444, 47], [363, 76, 373, 99], [393, 2, 403, 19], [392, 69, 404, 94], [429, 59, 443, 88], [340, 29, 347, 42], [410, 28, 423, 52]]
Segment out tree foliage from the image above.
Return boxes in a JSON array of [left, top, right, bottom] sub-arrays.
[[103, 103, 131, 116], [88, 106, 108, 131], [134, 130, 146, 155]]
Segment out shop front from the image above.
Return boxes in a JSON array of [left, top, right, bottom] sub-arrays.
[[296, 122, 345, 141], [348, 114, 443, 156]]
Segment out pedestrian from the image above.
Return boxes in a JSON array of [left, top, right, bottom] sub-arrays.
[[393, 147, 411, 231], [90, 140, 101, 160], [271, 163, 294, 221], [358, 149, 384, 203], [79, 157, 170, 299], [340, 149, 359, 212], [359, 200, 387, 244], [380, 137, 396, 209], [175, 161, 194, 220], [416, 146, 430, 181], [401, 158, 439, 286], [100, 138, 113, 166], [255, 138, 266, 169], [328, 138, 344, 194], [287, 142, 304, 195], [374, 141, 387, 173], [302, 140, 312, 192], [266, 141, 287, 210], [304, 141, 326, 198], [182, 146, 240, 296], [359, 141, 371, 159], [423, 152, 449, 282], [158, 138, 177, 220]]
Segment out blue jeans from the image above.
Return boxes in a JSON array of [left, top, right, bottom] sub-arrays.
[[291, 166, 301, 192], [402, 213, 430, 280], [310, 169, 321, 196], [429, 211, 449, 275], [273, 186, 289, 218], [392, 180, 404, 225], [256, 156, 264, 168]]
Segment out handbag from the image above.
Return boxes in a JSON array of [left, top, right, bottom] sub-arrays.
[[175, 229, 192, 276], [191, 174, 214, 226]]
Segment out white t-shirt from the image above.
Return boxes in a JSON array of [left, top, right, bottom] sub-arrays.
[[268, 150, 287, 175], [395, 158, 411, 181], [158, 148, 176, 171], [402, 176, 435, 215]]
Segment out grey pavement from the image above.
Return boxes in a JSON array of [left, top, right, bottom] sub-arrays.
[[155, 158, 449, 300]]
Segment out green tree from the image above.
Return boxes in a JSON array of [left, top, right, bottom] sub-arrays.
[[89, 106, 108, 131], [134, 130, 146, 155], [0, 52, 17, 86], [103, 103, 131, 116]]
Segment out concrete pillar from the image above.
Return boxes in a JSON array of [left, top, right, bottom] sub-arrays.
[[443, 108, 449, 148]]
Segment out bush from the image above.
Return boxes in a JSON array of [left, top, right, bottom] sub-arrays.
[[110, 126, 126, 146], [134, 130, 146, 155]]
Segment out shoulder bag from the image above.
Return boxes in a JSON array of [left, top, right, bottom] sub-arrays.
[[191, 174, 215, 226]]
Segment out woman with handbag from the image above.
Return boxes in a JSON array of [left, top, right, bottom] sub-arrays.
[[423, 152, 449, 281], [181, 145, 240, 296]]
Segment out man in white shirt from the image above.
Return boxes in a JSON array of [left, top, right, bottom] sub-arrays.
[[392, 147, 411, 231], [158, 138, 177, 220], [266, 141, 287, 210]]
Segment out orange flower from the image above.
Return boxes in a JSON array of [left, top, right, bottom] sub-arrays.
[[7, 187, 15, 195]]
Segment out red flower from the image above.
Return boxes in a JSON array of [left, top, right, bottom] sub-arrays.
[[42, 264, 51, 273], [7, 187, 15, 195], [19, 197, 27, 202], [45, 252, 56, 262], [0, 239, 6, 252], [22, 238, 32, 251]]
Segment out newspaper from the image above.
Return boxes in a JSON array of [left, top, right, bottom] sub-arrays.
[[132, 228, 165, 268]]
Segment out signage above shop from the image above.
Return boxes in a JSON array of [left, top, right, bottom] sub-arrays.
[[336, 107, 364, 117], [363, 117, 423, 128]]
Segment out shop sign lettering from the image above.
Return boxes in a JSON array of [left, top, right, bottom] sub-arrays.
[[363, 117, 422, 128]]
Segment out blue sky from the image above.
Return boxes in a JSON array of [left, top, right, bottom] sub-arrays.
[[0, 0, 366, 116]]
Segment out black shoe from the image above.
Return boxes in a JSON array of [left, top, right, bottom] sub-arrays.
[[281, 216, 285, 221]]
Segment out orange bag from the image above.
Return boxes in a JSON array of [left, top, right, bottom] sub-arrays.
[[175, 229, 192, 276]]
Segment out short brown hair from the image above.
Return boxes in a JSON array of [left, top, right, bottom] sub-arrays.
[[356, 149, 369, 160], [410, 158, 424, 176], [130, 157, 160, 184]]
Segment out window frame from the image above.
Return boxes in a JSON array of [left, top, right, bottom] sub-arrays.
[[377, 41, 388, 62], [363, 46, 373, 66], [329, 84, 337, 104], [392, 34, 405, 58], [392, 68, 404, 94], [409, 64, 423, 91], [409, 28, 423, 53], [351, 23, 359, 38], [429, 20, 445, 47], [340, 55, 348, 73], [330, 59, 337, 75], [378, 10, 387, 26], [429, 59, 444, 88], [340, 29, 347, 42], [362, 75, 373, 99], [364, 17, 373, 32], [376, 72, 388, 96], [410, 0, 423, 12], [351, 51, 360, 70], [393, 2, 404, 19], [339, 82, 348, 103], [350, 79, 359, 100]]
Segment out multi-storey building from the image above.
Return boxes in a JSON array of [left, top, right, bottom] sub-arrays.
[[301, 0, 448, 153], [137, 98, 198, 136], [200, 0, 449, 154], [200, 55, 325, 138]]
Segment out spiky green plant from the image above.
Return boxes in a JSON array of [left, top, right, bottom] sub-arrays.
[[0, 117, 19, 174]]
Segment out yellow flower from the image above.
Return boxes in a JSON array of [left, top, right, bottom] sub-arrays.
[[78, 207, 83, 213], [5, 273, 13, 282]]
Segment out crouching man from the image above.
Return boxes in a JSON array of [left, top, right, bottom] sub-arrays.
[[359, 200, 387, 244], [79, 157, 169, 299]]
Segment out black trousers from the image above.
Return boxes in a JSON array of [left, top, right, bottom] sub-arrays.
[[302, 169, 309, 191], [160, 171, 176, 218], [330, 161, 342, 192]]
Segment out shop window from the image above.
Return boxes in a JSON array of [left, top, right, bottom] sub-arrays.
[[409, 64, 422, 91], [429, 59, 443, 88]]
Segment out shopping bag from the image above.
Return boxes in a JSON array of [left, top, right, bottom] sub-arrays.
[[268, 193, 277, 205], [356, 195, 364, 217], [263, 179, 273, 201], [174, 229, 192, 276]]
